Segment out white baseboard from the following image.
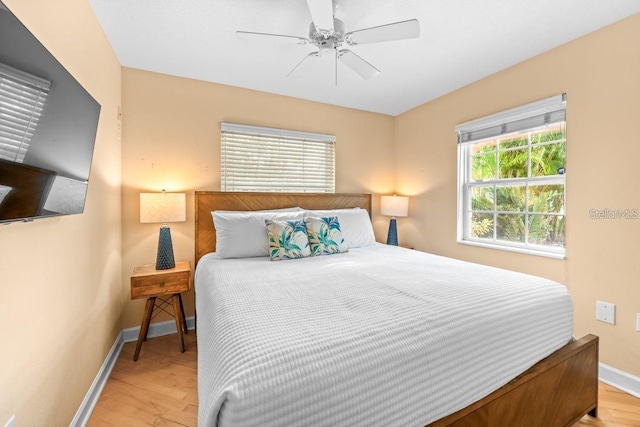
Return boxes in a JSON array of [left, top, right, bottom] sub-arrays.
[[70, 316, 195, 427], [69, 331, 124, 427], [122, 316, 196, 343], [599, 362, 640, 398]]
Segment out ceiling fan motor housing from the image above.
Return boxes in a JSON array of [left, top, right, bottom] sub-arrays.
[[309, 18, 345, 54]]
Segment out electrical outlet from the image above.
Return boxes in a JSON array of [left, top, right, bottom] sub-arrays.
[[636, 313, 640, 332], [4, 415, 15, 427], [595, 300, 615, 325]]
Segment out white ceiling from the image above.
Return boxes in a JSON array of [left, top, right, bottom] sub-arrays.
[[87, 0, 640, 116]]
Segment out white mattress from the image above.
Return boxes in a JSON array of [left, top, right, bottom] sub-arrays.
[[195, 244, 573, 427]]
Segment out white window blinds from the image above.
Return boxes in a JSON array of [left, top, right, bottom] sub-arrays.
[[0, 62, 50, 163], [456, 93, 566, 144], [221, 122, 336, 193]]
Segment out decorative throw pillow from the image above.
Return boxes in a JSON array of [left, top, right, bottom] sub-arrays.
[[265, 219, 311, 261], [304, 216, 348, 256], [304, 208, 376, 248]]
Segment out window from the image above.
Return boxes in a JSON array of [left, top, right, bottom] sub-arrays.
[[456, 94, 566, 258], [0, 62, 50, 163], [221, 122, 335, 193]]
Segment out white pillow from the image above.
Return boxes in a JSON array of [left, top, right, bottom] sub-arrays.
[[213, 210, 305, 259], [304, 208, 376, 248]]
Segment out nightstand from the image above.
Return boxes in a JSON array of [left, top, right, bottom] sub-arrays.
[[130, 261, 192, 361]]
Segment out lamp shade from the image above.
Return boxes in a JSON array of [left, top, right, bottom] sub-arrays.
[[380, 195, 409, 217], [140, 192, 186, 224]]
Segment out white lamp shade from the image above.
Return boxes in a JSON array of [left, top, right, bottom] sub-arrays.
[[380, 195, 409, 217], [140, 192, 186, 223]]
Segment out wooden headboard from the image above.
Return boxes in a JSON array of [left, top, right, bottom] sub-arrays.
[[195, 191, 372, 263]]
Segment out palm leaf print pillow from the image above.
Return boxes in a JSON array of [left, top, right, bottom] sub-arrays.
[[265, 219, 311, 260], [304, 216, 348, 256]]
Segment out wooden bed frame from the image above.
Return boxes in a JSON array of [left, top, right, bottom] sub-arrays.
[[194, 191, 599, 427]]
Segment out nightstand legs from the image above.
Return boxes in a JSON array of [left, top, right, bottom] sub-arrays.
[[134, 297, 155, 361], [178, 294, 188, 334], [133, 294, 188, 361], [172, 294, 186, 354]]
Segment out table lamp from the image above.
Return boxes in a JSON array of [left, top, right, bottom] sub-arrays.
[[140, 192, 186, 270], [380, 195, 409, 246]]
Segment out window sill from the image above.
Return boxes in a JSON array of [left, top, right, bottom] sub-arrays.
[[457, 239, 565, 260]]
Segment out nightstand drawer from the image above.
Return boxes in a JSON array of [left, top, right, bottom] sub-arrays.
[[130, 261, 192, 299], [131, 271, 189, 298]]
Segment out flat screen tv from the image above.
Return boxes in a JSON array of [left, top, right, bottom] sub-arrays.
[[0, 0, 101, 224]]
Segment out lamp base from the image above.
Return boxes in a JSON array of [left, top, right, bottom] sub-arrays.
[[386, 217, 398, 246], [156, 226, 176, 270]]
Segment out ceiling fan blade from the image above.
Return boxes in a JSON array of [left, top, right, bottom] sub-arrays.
[[287, 52, 322, 79], [345, 19, 420, 45], [306, 0, 334, 32], [338, 49, 380, 80], [237, 31, 309, 44]]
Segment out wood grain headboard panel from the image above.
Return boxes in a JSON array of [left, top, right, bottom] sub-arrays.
[[195, 191, 372, 263]]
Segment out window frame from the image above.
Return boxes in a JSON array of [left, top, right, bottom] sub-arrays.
[[220, 122, 336, 193], [456, 95, 567, 259]]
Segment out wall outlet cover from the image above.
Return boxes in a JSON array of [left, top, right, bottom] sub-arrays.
[[4, 415, 15, 427], [636, 313, 640, 332], [595, 300, 615, 325]]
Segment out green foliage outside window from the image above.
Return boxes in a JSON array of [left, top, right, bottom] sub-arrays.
[[469, 127, 565, 247]]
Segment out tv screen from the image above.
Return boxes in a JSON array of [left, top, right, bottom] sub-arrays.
[[0, 0, 101, 224]]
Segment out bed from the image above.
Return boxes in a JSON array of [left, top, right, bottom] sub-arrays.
[[194, 191, 598, 427]]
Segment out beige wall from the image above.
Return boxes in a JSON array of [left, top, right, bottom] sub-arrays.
[[395, 14, 640, 377], [0, 1, 122, 426], [120, 68, 395, 328]]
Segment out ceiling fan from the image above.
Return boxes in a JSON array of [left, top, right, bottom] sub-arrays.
[[236, 0, 420, 84]]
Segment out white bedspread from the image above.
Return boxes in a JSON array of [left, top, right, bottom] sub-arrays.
[[195, 244, 573, 427]]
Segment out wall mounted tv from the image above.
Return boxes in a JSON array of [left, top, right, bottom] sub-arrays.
[[0, 1, 101, 224]]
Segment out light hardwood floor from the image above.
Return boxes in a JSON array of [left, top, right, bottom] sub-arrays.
[[88, 334, 640, 426], [87, 333, 198, 426]]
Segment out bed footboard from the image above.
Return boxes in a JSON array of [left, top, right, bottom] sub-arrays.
[[428, 334, 598, 427]]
